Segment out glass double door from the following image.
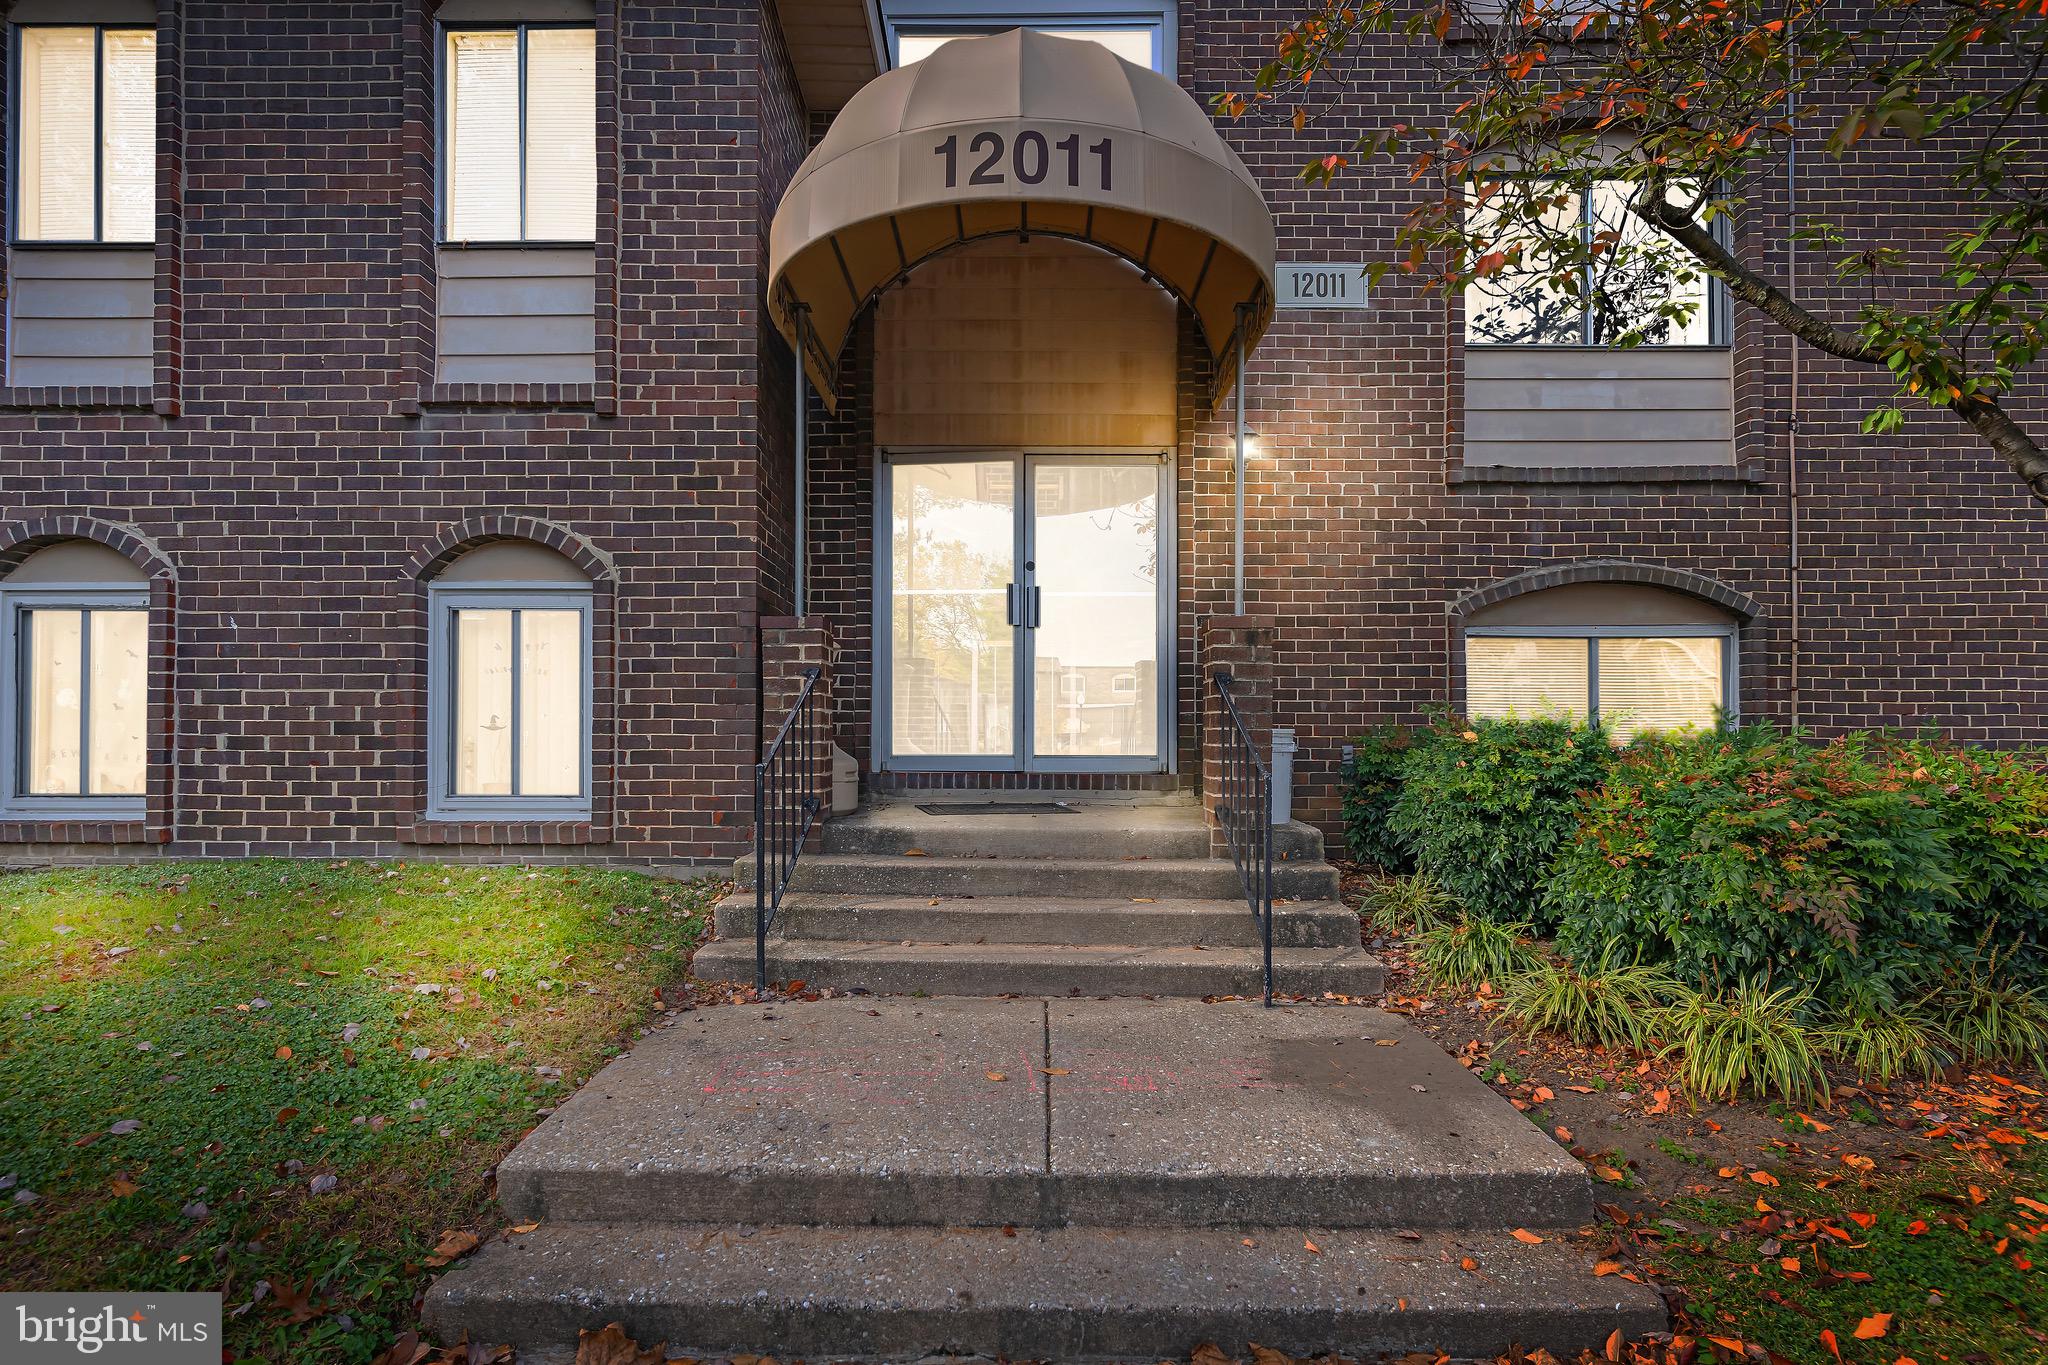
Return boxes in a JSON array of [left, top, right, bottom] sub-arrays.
[[883, 453, 1167, 772]]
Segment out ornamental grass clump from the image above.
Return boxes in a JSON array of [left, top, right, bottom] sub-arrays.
[[1548, 724, 1962, 1012], [1389, 714, 1612, 928], [1944, 947, 2048, 1071], [1503, 950, 1681, 1053], [1817, 1002, 1957, 1085], [1653, 983, 1831, 1105], [1414, 916, 1540, 990], [1358, 872, 1460, 936]]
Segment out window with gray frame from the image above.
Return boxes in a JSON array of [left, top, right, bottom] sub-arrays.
[[438, 22, 596, 243], [426, 585, 593, 819], [1464, 625, 1737, 744], [1464, 176, 1730, 347], [883, 1, 1174, 74], [1, 585, 150, 818], [10, 22, 156, 245]]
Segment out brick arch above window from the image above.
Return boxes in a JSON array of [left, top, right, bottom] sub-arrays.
[[407, 515, 617, 586], [0, 515, 178, 585], [1451, 559, 1760, 625]]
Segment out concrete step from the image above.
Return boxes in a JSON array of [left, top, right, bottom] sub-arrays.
[[820, 800, 1325, 862], [424, 1221, 1667, 1364], [689, 937, 1383, 1000], [711, 892, 1364, 949], [497, 999, 1581, 1231], [732, 852, 1342, 901]]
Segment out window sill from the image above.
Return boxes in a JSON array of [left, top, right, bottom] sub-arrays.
[[0, 385, 155, 412], [0, 817, 159, 845], [1451, 464, 1762, 487], [406, 819, 607, 847], [412, 382, 600, 413]]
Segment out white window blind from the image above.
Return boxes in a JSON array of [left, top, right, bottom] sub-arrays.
[[1596, 636, 1723, 742], [21, 605, 147, 798], [898, 26, 1157, 67], [444, 26, 596, 242], [1466, 636, 1590, 720], [524, 28, 597, 241], [448, 604, 587, 802], [1467, 632, 1729, 741], [16, 26, 155, 243]]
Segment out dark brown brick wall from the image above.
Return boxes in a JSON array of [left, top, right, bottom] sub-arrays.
[[0, 1, 794, 866]]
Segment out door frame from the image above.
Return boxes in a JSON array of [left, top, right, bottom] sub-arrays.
[[871, 446, 1177, 776]]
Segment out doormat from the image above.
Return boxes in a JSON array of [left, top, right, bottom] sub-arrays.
[[914, 801, 1077, 816]]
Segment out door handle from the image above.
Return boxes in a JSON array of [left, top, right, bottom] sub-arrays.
[[1006, 583, 1021, 627], [1030, 586, 1042, 628]]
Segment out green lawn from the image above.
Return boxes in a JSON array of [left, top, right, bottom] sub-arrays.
[[1656, 1131, 2047, 1364], [0, 860, 719, 1364]]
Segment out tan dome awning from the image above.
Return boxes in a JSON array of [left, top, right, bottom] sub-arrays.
[[768, 28, 1276, 411]]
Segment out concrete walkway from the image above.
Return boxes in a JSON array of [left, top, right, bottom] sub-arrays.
[[427, 998, 1663, 1361]]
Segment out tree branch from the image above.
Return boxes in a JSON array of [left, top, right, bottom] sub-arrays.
[[1953, 393, 2048, 506], [1633, 194, 1889, 366]]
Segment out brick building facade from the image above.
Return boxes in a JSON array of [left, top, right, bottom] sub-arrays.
[[1, 1, 2041, 869]]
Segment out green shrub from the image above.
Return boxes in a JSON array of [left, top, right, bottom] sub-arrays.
[[1549, 724, 1960, 1012], [1389, 714, 1613, 927], [1654, 983, 1831, 1105], [1883, 737, 2048, 967], [1414, 916, 1541, 990], [1504, 950, 1679, 1052], [1342, 726, 1422, 870], [1359, 872, 1460, 935]]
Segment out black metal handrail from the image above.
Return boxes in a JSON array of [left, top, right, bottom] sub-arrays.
[[1212, 671, 1275, 1006], [754, 666, 823, 991]]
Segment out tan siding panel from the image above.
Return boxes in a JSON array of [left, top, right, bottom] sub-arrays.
[[436, 247, 595, 384], [7, 248, 153, 387], [876, 238, 1178, 450], [1463, 346, 1734, 468]]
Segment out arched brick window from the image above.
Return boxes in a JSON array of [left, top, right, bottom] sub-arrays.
[[1455, 562, 1756, 742]]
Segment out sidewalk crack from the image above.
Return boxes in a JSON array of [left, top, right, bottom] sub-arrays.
[[1040, 998, 1053, 1175]]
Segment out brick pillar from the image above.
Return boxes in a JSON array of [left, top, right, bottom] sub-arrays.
[[1201, 615, 1276, 855], [760, 617, 838, 826]]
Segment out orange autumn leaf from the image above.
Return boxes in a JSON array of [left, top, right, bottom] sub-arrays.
[[2015, 1195, 2048, 1216], [1854, 1313, 1892, 1340], [1592, 1260, 1623, 1277], [1303, 1237, 1321, 1254], [1819, 1328, 1843, 1362], [1906, 1220, 1928, 1235], [1847, 1211, 1877, 1229], [1750, 1170, 1780, 1187], [1511, 1228, 1544, 1244], [1707, 1337, 1747, 1356]]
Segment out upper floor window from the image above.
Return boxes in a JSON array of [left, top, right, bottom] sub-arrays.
[[12, 24, 156, 244], [1464, 177, 1728, 348], [427, 542, 594, 819], [885, 2, 1172, 74], [1, 542, 151, 818], [440, 23, 596, 243]]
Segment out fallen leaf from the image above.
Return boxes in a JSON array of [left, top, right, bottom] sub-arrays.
[[1592, 1261, 1623, 1277], [574, 1322, 665, 1365], [370, 1332, 431, 1365], [1604, 1328, 1622, 1362], [275, 1045, 293, 1061], [1820, 1328, 1843, 1362], [424, 1230, 480, 1267], [1750, 1170, 1780, 1187], [1511, 1228, 1544, 1244], [274, 1107, 299, 1126], [1041, 1068, 1071, 1076], [1843, 1153, 1875, 1172], [1190, 1343, 1237, 1365], [2016, 1194, 2048, 1217], [1249, 1345, 1295, 1365], [1532, 1086, 1554, 1102], [985, 1071, 1007, 1083], [1847, 1211, 1877, 1229], [1854, 1313, 1891, 1340], [1646, 1088, 1671, 1115], [509, 1223, 539, 1235], [1906, 1220, 1928, 1235], [269, 1276, 327, 1326], [1303, 1237, 1321, 1254], [108, 1177, 138, 1198], [1459, 1257, 1477, 1271], [1708, 1337, 1747, 1357]]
